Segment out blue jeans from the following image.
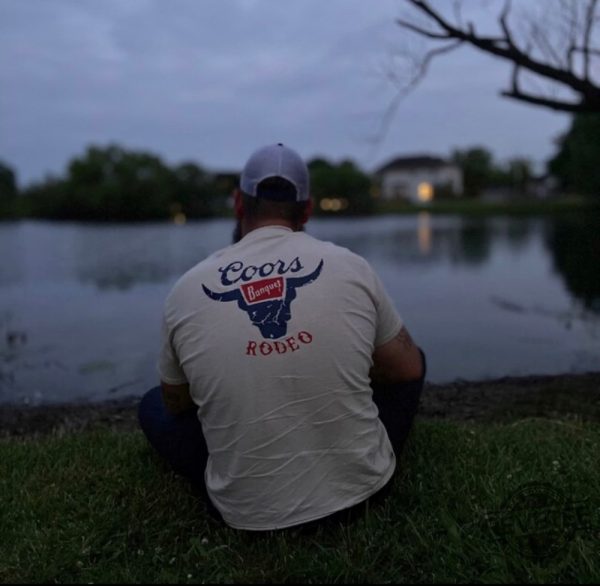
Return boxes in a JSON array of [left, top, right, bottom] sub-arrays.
[[138, 350, 426, 528]]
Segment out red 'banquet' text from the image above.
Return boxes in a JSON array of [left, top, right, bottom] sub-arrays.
[[241, 277, 283, 304]]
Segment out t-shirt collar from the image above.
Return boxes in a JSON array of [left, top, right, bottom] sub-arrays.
[[241, 225, 294, 243]]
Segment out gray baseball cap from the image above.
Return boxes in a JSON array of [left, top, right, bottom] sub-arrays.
[[240, 143, 309, 202]]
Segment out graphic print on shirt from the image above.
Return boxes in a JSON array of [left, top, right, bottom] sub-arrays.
[[202, 258, 324, 340]]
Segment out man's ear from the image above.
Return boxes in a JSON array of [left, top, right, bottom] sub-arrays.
[[233, 189, 244, 219], [301, 197, 314, 226]]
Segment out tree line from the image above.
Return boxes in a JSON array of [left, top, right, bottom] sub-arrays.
[[6, 146, 235, 222], [0, 145, 378, 221], [0, 114, 597, 222]]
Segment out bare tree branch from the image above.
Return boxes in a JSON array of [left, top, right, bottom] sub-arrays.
[[566, 0, 579, 71], [499, 0, 517, 50], [371, 40, 463, 148], [396, 0, 600, 113], [500, 89, 593, 112], [530, 23, 564, 67], [583, 0, 598, 79], [395, 18, 452, 40], [453, 0, 463, 28], [410, 40, 464, 89], [572, 46, 600, 55]]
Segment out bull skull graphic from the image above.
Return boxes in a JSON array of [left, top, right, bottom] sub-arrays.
[[202, 260, 324, 339]]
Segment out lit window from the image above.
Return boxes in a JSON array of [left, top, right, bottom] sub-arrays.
[[320, 198, 332, 211], [320, 198, 347, 212], [418, 182, 433, 202]]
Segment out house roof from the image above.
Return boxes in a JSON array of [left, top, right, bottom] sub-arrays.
[[375, 155, 452, 175]]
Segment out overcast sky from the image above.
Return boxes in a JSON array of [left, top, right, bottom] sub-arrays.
[[0, 0, 571, 186]]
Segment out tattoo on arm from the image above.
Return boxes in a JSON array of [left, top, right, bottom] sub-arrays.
[[370, 326, 423, 384]]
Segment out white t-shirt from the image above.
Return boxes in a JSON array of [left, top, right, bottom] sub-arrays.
[[158, 225, 404, 530]]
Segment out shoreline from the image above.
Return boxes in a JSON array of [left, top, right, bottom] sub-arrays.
[[1, 372, 599, 438], [2, 196, 599, 223]]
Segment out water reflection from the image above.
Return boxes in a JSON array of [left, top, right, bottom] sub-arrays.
[[1, 216, 599, 404], [0, 217, 547, 291], [73, 224, 215, 290], [457, 218, 492, 265], [0, 224, 25, 286], [417, 212, 432, 254], [310, 216, 534, 267], [545, 215, 600, 312], [310, 216, 461, 265], [506, 218, 534, 253]]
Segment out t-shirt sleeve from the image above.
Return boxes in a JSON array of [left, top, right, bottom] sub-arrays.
[[156, 311, 188, 385], [371, 269, 404, 348]]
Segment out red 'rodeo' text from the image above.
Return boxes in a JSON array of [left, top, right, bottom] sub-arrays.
[[246, 331, 313, 356]]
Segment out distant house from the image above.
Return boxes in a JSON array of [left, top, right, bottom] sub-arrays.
[[481, 174, 559, 201], [527, 174, 559, 199], [374, 155, 463, 203]]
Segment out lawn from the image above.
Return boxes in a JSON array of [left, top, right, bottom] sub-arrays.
[[1, 419, 598, 583]]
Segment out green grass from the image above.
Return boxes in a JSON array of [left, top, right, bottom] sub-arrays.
[[1, 420, 599, 583]]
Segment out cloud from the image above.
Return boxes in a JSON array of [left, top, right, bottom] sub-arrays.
[[0, 0, 569, 184]]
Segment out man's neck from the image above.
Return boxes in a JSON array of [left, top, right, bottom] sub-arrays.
[[240, 218, 295, 239]]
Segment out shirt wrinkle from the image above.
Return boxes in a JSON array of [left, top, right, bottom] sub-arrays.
[[158, 228, 401, 529]]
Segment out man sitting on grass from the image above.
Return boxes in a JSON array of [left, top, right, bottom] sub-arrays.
[[138, 143, 426, 531]]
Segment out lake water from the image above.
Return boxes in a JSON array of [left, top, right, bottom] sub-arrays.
[[1, 215, 599, 405]]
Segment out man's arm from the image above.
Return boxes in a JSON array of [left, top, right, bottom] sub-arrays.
[[370, 326, 424, 384], [160, 381, 196, 415]]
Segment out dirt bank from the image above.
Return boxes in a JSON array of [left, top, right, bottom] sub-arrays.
[[1, 372, 599, 438]]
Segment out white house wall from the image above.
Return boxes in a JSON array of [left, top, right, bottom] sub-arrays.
[[381, 166, 463, 202]]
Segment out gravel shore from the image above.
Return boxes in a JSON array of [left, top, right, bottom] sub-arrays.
[[1, 372, 599, 438]]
